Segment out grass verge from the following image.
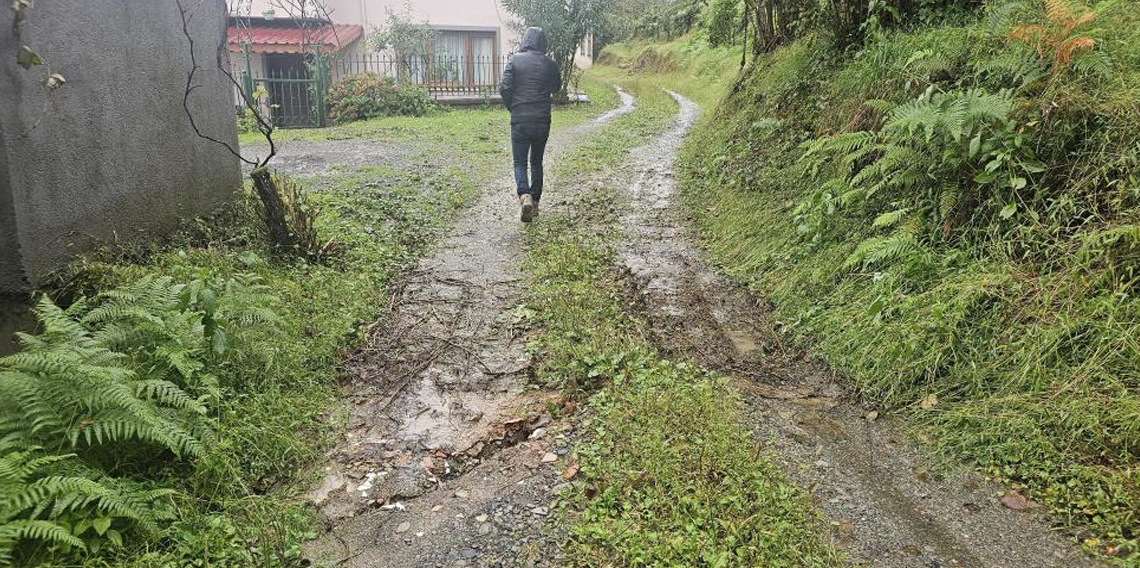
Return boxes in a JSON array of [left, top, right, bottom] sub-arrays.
[[522, 79, 841, 568], [238, 74, 620, 147]]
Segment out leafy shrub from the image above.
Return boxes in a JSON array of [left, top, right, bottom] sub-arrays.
[[326, 73, 435, 123], [704, 0, 740, 47], [633, 0, 704, 40], [798, 87, 1045, 270], [237, 86, 268, 135]]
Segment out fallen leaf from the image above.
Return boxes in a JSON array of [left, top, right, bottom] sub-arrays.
[[44, 72, 65, 89], [865, 410, 879, 422], [920, 393, 939, 410], [1000, 491, 1029, 511], [541, 452, 558, 463], [563, 462, 580, 480], [16, 45, 42, 69]]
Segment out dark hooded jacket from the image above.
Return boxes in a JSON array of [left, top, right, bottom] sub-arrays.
[[500, 27, 560, 124]]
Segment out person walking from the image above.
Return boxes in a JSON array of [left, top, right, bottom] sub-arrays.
[[499, 27, 560, 223]]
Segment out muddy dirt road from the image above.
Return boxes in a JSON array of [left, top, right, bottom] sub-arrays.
[[302, 90, 635, 568], [289, 86, 1097, 567]]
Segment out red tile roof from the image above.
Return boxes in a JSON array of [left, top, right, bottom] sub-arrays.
[[228, 19, 364, 54]]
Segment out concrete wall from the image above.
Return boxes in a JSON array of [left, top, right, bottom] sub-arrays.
[[0, 0, 241, 293]]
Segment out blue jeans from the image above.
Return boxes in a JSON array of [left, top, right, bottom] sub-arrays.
[[511, 120, 551, 202]]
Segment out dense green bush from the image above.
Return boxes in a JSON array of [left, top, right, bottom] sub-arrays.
[[704, 0, 740, 47], [326, 73, 435, 123], [632, 0, 704, 40]]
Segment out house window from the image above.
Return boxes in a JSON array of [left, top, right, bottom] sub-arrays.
[[430, 30, 498, 86]]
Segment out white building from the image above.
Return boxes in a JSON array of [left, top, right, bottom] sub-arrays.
[[243, 0, 593, 68]]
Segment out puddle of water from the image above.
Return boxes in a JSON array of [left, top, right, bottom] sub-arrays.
[[400, 375, 528, 453], [0, 296, 36, 357]]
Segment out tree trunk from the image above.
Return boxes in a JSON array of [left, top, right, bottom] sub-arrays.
[[250, 167, 296, 251]]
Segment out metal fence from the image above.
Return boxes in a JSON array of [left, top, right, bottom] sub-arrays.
[[237, 53, 510, 129], [330, 54, 509, 96]]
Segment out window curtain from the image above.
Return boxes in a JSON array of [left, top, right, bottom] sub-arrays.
[[471, 35, 494, 86], [435, 32, 465, 84]]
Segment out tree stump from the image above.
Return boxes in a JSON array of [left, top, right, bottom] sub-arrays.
[[250, 167, 296, 252]]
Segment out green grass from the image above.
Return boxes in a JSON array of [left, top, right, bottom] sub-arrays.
[[631, 1, 1140, 562], [523, 77, 841, 568], [592, 36, 739, 108], [17, 77, 625, 567], [239, 74, 621, 146]]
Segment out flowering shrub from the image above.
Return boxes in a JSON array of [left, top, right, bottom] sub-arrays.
[[326, 74, 435, 123]]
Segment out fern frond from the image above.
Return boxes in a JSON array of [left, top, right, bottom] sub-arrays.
[[844, 234, 924, 271], [1044, 0, 1073, 23], [873, 208, 911, 230]]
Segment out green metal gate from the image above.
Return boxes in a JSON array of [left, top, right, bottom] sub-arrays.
[[239, 48, 328, 129]]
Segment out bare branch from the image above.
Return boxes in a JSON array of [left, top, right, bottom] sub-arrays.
[[176, 0, 260, 166]]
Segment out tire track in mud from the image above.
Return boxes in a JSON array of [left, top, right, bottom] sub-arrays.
[[303, 89, 635, 568], [616, 90, 1102, 568]]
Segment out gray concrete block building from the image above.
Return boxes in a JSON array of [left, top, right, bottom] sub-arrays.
[[0, 0, 241, 293]]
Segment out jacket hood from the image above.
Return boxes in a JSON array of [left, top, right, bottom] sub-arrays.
[[520, 27, 547, 53]]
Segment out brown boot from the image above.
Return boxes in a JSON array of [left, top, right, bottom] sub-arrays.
[[520, 194, 534, 223]]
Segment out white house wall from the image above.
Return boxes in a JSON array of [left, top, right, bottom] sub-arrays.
[[243, 0, 592, 67]]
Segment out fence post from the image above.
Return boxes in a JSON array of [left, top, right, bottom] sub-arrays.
[[315, 51, 328, 128], [241, 45, 255, 104]]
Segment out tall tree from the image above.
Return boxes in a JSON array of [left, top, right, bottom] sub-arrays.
[[500, 0, 615, 98]]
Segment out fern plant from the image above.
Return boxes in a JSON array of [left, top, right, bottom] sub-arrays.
[[0, 446, 172, 566], [0, 297, 207, 458], [0, 270, 281, 565], [798, 86, 1046, 270], [0, 272, 282, 459], [1009, 0, 1099, 75]]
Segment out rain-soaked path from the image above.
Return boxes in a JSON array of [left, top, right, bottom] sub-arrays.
[[290, 85, 1097, 568], [302, 89, 636, 568]]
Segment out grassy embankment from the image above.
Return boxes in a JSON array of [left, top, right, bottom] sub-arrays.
[[607, 0, 1139, 561], [0, 80, 616, 567], [522, 71, 841, 566]]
